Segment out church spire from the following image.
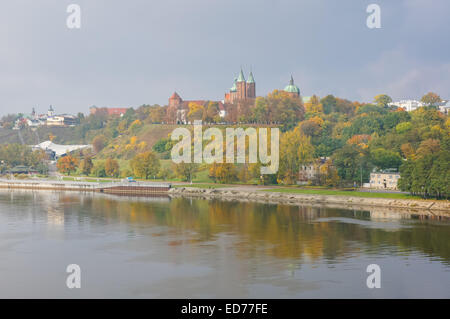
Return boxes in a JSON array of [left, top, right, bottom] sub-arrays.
[[237, 68, 246, 82], [247, 71, 255, 84]]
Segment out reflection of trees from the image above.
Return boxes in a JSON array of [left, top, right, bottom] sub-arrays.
[[2, 191, 449, 265], [82, 196, 450, 264]]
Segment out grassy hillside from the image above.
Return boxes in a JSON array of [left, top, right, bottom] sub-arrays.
[[96, 124, 177, 159]]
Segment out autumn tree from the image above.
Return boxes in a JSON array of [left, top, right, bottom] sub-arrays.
[[237, 164, 250, 183], [260, 90, 305, 131], [278, 126, 315, 184], [205, 102, 220, 123], [57, 155, 79, 176], [129, 119, 143, 134], [157, 167, 173, 180], [79, 156, 94, 175], [300, 116, 324, 137], [209, 163, 237, 184], [318, 159, 340, 187], [421, 92, 441, 108], [400, 143, 415, 160], [187, 102, 205, 123], [147, 106, 166, 123], [105, 158, 120, 177], [304, 95, 324, 115], [130, 151, 160, 179], [173, 162, 199, 182], [92, 135, 107, 153], [416, 139, 440, 158]]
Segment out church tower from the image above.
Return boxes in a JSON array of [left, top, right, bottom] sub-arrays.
[[169, 92, 182, 108], [246, 71, 255, 98], [236, 69, 247, 100], [48, 105, 54, 117], [224, 68, 257, 104]]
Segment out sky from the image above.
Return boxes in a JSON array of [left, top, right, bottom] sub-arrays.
[[0, 0, 449, 116]]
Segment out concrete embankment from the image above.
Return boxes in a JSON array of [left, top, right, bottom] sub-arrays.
[[168, 187, 450, 216], [0, 179, 97, 192], [0, 179, 171, 195]]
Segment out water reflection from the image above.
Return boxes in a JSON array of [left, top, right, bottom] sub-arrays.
[[0, 190, 449, 298]]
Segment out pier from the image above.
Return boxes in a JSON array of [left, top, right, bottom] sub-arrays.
[[97, 181, 171, 195]]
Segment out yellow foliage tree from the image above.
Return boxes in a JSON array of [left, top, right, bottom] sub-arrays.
[[56, 155, 79, 176], [278, 126, 315, 184], [130, 151, 160, 179]]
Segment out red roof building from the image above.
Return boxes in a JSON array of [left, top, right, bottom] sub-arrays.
[[90, 106, 129, 117]]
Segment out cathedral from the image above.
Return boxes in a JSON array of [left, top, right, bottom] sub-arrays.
[[224, 69, 256, 104], [166, 69, 301, 124]]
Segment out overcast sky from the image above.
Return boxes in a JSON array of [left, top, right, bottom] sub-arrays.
[[0, 0, 449, 116]]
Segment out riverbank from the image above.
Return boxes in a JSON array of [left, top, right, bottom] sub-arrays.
[[0, 179, 171, 195], [168, 187, 450, 216], [1, 178, 449, 216]]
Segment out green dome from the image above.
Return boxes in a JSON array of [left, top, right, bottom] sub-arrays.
[[284, 76, 300, 94]]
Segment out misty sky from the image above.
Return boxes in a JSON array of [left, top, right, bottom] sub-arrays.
[[1, 0, 449, 116]]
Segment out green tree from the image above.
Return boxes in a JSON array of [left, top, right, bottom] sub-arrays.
[[370, 148, 403, 170], [332, 144, 370, 184], [396, 122, 412, 134], [173, 162, 199, 182], [93, 161, 106, 177], [398, 138, 449, 199], [157, 167, 173, 180], [374, 94, 392, 108], [320, 95, 337, 114]]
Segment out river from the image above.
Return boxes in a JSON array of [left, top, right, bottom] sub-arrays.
[[0, 190, 449, 298]]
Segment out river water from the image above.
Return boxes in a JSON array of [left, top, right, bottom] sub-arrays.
[[0, 190, 449, 298]]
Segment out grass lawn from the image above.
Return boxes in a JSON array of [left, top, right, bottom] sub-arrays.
[[264, 188, 424, 200], [159, 160, 214, 183], [62, 177, 115, 183]]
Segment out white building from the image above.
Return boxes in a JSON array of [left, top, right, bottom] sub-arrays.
[[297, 157, 332, 185], [33, 141, 91, 159], [46, 116, 65, 126], [390, 99, 449, 114], [389, 100, 424, 112], [438, 100, 449, 115], [369, 170, 400, 190], [12, 106, 78, 129]]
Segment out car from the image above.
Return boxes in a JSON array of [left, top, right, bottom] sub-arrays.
[[124, 177, 136, 183]]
